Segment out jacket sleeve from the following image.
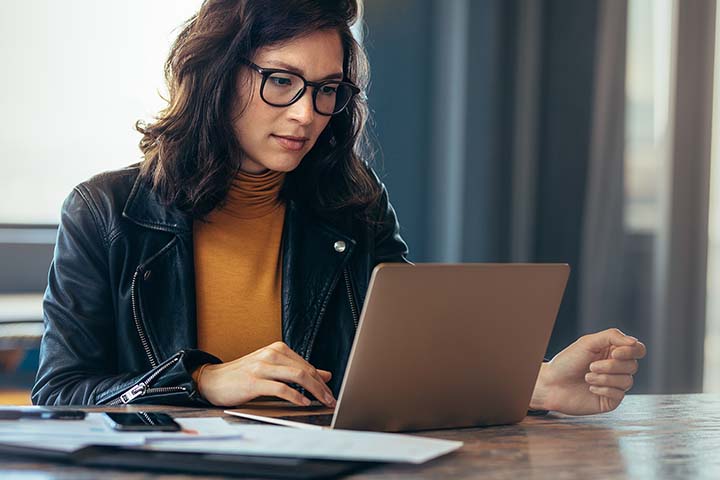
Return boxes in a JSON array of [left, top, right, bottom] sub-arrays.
[[372, 182, 410, 265], [31, 187, 219, 406]]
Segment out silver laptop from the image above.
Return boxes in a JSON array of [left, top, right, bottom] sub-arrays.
[[226, 263, 569, 432]]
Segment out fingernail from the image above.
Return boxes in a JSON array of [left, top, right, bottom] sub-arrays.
[[325, 394, 336, 406], [585, 373, 595, 382], [302, 397, 311, 406], [589, 386, 598, 393]]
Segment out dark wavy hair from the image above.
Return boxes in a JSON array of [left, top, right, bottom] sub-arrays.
[[137, 0, 381, 222]]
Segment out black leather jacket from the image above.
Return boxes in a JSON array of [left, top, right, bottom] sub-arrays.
[[31, 166, 408, 406]]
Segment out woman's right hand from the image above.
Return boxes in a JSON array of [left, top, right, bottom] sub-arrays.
[[195, 342, 336, 408]]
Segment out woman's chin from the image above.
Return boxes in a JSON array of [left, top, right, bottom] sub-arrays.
[[241, 154, 304, 174], [262, 155, 305, 173]]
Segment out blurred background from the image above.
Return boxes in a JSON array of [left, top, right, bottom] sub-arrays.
[[0, 0, 718, 404]]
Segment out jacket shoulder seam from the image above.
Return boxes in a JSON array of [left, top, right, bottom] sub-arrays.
[[73, 185, 110, 251], [77, 167, 140, 246]]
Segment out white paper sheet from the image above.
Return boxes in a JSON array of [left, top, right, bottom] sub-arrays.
[[0, 414, 462, 464], [143, 424, 463, 464], [0, 414, 243, 450]]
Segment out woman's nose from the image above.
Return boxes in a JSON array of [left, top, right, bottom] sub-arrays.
[[286, 90, 315, 124]]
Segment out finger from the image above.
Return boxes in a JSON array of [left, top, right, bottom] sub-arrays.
[[588, 385, 626, 402], [585, 373, 634, 391], [256, 380, 312, 407], [262, 343, 334, 399], [268, 342, 324, 375], [269, 343, 335, 399], [582, 328, 639, 352], [261, 364, 336, 407], [266, 342, 330, 381], [318, 369, 333, 381], [611, 342, 647, 360], [589, 359, 638, 375]]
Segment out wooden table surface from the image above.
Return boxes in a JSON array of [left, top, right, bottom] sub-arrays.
[[1, 394, 719, 479]]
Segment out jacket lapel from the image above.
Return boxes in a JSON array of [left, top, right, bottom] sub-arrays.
[[281, 200, 356, 360], [122, 174, 197, 361]]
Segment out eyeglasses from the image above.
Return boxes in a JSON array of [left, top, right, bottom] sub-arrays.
[[240, 59, 361, 116]]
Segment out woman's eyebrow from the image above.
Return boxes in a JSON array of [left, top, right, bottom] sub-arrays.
[[263, 60, 344, 80]]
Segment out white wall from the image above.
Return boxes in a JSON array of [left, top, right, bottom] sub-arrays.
[[0, 1, 203, 224]]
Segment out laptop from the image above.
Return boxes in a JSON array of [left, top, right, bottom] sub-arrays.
[[226, 263, 569, 432]]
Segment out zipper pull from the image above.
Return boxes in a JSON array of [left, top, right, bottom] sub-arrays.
[[119, 382, 147, 404]]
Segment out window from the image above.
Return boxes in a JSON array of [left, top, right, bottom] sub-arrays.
[[624, 0, 674, 234], [704, 3, 720, 393], [622, 0, 675, 392], [0, 1, 203, 224]]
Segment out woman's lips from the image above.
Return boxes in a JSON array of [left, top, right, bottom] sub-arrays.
[[272, 135, 308, 151]]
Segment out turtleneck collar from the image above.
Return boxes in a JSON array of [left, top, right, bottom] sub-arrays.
[[221, 169, 286, 219]]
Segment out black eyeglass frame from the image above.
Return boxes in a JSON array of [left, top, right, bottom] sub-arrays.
[[240, 59, 361, 116]]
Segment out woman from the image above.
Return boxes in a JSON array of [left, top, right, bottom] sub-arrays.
[[32, 0, 645, 416]]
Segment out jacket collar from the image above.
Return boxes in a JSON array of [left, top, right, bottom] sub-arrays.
[[122, 173, 193, 234], [121, 169, 358, 242]]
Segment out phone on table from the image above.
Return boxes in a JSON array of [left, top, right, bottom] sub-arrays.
[[103, 412, 181, 432]]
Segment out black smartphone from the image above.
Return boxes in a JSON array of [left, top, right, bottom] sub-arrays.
[[103, 412, 181, 432]]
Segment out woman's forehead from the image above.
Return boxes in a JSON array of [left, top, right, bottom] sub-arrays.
[[254, 30, 344, 78]]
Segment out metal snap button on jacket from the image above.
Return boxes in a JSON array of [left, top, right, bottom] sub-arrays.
[[334, 241, 347, 253]]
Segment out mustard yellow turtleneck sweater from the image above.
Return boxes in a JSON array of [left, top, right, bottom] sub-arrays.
[[193, 169, 286, 363]]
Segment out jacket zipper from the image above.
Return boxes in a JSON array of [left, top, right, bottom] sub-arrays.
[[129, 236, 180, 370], [106, 353, 185, 405], [301, 264, 355, 362], [343, 267, 359, 330], [295, 265, 356, 397], [107, 386, 187, 406], [131, 267, 158, 368]]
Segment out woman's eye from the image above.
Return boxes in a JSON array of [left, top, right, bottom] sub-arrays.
[[270, 76, 293, 87], [319, 85, 338, 96]]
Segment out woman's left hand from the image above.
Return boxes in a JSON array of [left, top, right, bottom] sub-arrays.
[[529, 328, 647, 415]]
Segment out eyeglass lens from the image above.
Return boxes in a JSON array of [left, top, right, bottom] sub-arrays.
[[263, 71, 353, 115]]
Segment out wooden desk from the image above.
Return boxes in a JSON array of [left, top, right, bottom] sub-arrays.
[[1, 394, 718, 479]]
